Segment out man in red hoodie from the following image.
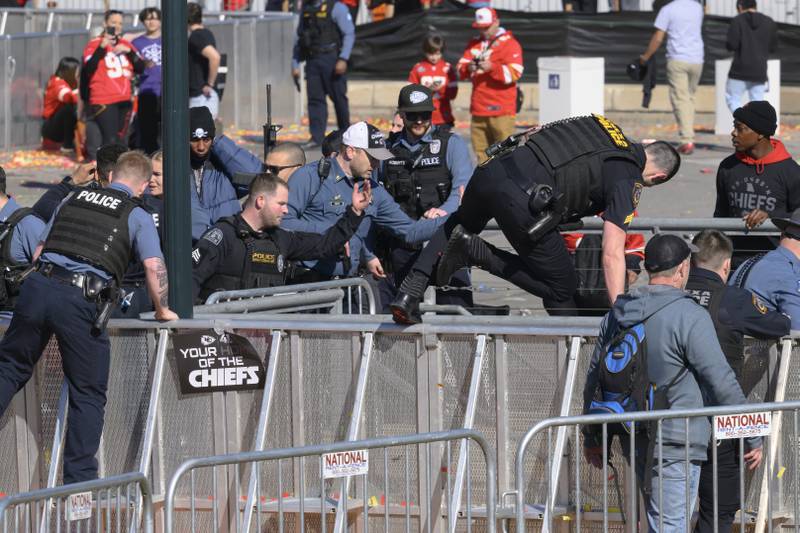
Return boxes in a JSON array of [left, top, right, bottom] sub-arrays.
[[714, 100, 800, 267], [457, 8, 523, 163]]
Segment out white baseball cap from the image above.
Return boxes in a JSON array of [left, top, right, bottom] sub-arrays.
[[473, 7, 498, 28], [341, 122, 394, 160]]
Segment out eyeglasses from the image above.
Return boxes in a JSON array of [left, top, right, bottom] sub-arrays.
[[404, 111, 432, 123], [267, 163, 302, 174]]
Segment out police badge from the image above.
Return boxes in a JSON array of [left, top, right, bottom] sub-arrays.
[[430, 139, 441, 155], [632, 183, 643, 209], [277, 254, 285, 273]]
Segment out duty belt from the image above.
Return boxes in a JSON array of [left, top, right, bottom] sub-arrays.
[[37, 263, 90, 289]]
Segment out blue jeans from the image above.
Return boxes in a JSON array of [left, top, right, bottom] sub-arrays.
[[726, 78, 767, 113], [636, 453, 702, 533]]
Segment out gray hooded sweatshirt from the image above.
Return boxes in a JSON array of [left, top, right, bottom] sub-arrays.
[[583, 284, 759, 461]]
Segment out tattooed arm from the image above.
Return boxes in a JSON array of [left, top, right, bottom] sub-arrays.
[[144, 257, 179, 321]]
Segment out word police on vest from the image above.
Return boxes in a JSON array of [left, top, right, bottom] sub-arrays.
[[76, 190, 122, 210], [172, 329, 266, 394]]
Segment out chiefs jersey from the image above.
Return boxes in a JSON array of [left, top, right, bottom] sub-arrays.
[[43, 75, 79, 119], [457, 28, 523, 117], [408, 59, 457, 125], [83, 37, 138, 105]]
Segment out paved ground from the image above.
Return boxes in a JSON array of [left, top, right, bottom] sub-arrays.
[[3, 111, 800, 315]]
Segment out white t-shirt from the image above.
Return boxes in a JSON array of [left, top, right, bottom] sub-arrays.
[[654, 0, 704, 64]]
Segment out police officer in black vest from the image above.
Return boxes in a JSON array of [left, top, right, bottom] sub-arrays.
[[192, 172, 371, 302], [378, 84, 474, 311], [391, 116, 682, 324], [0, 152, 177, 483], [686, 229, 789, 533], [291, 0, 355, 148]]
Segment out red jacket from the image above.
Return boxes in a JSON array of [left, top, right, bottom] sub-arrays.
[[83, 37, 137, 106], [43, 75, 78, 119], [563, 213, 646, 269], [408, 59, 457, 125], [457, 28, 523, 117]]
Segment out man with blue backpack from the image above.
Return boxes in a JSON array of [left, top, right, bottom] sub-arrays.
[[583, 234, 763, 532]]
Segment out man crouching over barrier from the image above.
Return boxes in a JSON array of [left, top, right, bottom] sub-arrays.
[[582, 234, 762, 532]]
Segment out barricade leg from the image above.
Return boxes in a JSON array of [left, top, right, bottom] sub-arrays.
[[242, 331, 283, 531], [448, 334, 487, 533]]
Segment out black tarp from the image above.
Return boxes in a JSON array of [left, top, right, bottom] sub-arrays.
[[349, 2, 800, 85]]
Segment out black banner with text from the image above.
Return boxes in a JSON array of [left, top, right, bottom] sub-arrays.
[[172, 330, 266, 394]]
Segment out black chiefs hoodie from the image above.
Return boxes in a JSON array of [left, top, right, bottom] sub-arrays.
[[726, 10, 777, 83], [714, 140, 800, 264]]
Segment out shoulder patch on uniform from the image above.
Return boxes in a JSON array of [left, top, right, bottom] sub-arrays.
[[202, 228, 224, 246], [632, 182, 643, 209], [753, 294, 768, 315]]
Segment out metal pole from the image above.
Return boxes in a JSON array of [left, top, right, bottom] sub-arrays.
[[161, 0, 193, 317], [242, 331, 283, 531], [448, 334, 488, 533]]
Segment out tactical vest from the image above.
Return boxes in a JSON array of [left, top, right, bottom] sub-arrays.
[[0, 207, 37, 311], [200, 216, 287, 301], [42, 187, 137, 283], [524, 115, 644, 222], [299, 0, 341, 60], [686, 277, 744, 379], [384, 130, 452, 219]]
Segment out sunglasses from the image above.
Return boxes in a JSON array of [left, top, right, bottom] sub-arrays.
[[404, 112, 432, 122], [267, 163, 302, 174]]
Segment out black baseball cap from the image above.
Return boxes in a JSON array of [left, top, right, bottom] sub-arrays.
[[644, 234, 699, 273], [771, 207, 800, 233], [397, 84, 435, 113], [190, 106, 215, 140]]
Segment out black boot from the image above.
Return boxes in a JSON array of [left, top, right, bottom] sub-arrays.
[[436, 225, 494, 286], [390, 271, 428, 325]]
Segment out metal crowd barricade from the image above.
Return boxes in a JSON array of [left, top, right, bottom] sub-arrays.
[[164, 429, 496, 533], [515, 396, 800, 533], [0, 471, 154, 533], [204, 278, 377, 315], [2, 316, 796, 531]]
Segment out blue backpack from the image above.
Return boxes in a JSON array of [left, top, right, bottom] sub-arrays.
[[588, 322, 653, 435]]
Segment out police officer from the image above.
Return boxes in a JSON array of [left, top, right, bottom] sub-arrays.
[[192, 172, 371, 302], [686, 229, 789, 533], [390, 116, 682, 324], [291, 0, 355, 148], [0, 165, 45, 313], [282, 121, 446, 285], [113, 150, 164, 317], [0, 152, 177, 483], [379, 84, 473, 311], [732, 208, 800, 330]]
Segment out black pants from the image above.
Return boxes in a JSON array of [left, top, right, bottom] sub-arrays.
[[408, 161, 578, 303], [132, 92, 161, 154], [0, 272, 109, 483], [306, 52, 349, 144], [379, 247, 473, 313], [695, 439, 741, 533], [41, 104, 77, 148], [85, 101, 132, 160]]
